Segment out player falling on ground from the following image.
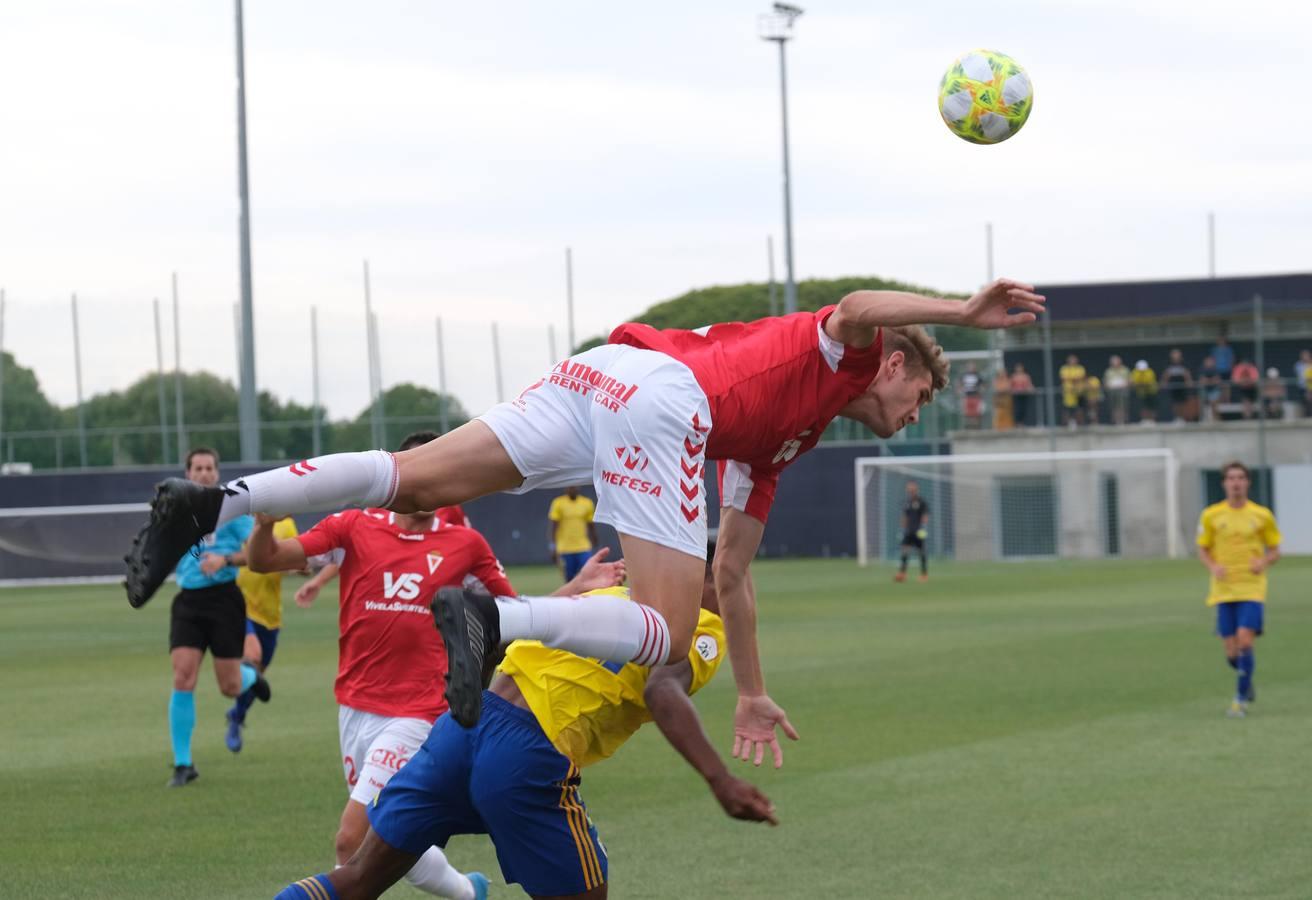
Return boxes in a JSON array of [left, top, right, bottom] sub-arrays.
[[247, 431, 625, 899], [894, 480, 930, 583], [161, 447, 270, 787], [125, 279, 1044, 758], [1195, 460, 1282, 718], [274, 538, 776, 900], [226, 514, 299, 753]]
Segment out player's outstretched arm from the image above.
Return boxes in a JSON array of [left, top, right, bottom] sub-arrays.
[[644, 662, 778, 826], [826, 278, 1046, 347], [296, 562, 338, 608], [246, 512, 309, 574], [552, 547, 626, 595], [716, 507, 800, 769]]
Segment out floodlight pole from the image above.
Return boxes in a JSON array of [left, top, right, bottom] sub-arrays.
[[234, 0, 260, 462], [310, 305, 322, 457], [172, 274, 187, 464], [760, 6, 803, 315], [154, 299, 169, 464]]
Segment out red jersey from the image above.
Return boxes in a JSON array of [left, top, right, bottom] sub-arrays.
[[610, 306, 883, 522], [297, 509, 515, 721], [435, 505, 471, 528]]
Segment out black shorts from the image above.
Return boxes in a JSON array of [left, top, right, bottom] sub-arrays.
[[169, 582, 247, 658], [900, 532, 924, 550]]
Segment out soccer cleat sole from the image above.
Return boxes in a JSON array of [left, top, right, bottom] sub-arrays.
[[431, 587, 489, 729], [124, 486, 181, 609]]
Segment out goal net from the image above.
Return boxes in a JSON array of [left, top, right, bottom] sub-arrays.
[[854, 449, 1182, 566], [0, 503, 149, 584]]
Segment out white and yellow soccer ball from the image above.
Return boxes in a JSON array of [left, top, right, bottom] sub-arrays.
[[937, 49, 1033, 145]]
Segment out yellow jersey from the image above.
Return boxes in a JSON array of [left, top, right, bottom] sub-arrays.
[[549, 495, 595, 555], [236, 517, 299, 628], [1131, 367, 1157, 393], [1196, 500, 1281, 605], [499, 587, 726, 768], [1059, 364, 1086, 406]]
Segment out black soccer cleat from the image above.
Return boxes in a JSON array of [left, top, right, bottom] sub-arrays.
[[123, 478, 226, 609], [431, 587, 502, 729], [167, 764, 199, 787], [251, 669, 272, 703]]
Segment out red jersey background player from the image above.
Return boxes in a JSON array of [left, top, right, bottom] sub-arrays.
[[245, 431, 623, 900], [128, 279, 1043, 768]]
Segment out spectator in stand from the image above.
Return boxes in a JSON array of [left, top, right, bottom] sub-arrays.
[[959, 361, 984, 429], [1103, 355, 1131, 425], [1261, 367, 1286, 420], [1231, 358, 1260, 419], [992, 366, 1013, 430], [1082, 373, 1103, 425], [1132, 360, 1158, 423], [1010, 363, 1035, 427], [1198, 355, 1222, 421], [1303, 353, 1312, 418], [1162, 348, 1195, 423], [1295, 350, 1312, 416], [1210, 335, 1235, 383], [1059, 354, 1086, 427]]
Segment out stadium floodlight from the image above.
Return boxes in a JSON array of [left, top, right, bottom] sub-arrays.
[[758, 3, 803, 315]]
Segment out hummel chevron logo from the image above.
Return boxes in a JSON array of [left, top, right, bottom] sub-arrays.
[[691, 413, 710, 434], [680, 481, 699, 501], [680, 504, 699, 523], [288, 460, 318, 477], [683, 436, 704, 457], [680, 458, 699, 478]]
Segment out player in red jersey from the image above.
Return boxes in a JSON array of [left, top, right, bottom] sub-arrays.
[[126, 279, 1043, 761], [246, 432, 623, 900], [434, 505, 471, 528]]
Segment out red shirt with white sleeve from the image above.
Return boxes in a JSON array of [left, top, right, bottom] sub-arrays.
[[609, 306, 884, 523], [296, 509, 515, 721]]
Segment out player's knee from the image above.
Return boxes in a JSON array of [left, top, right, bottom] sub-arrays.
[[218, 674, 243, 698], [334, 826, 364, 865], [172, 668, 198, 691], [665, 620, 694, 661]]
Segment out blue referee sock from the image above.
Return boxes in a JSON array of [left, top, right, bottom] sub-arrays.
[[169, 690, 195, 767], [1237, 649, 1255, 699], [240, 662, 259, 693], [274, 874, 339, 899]]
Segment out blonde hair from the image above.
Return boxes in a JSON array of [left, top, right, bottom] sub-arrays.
[[883, 325, 949, 392]]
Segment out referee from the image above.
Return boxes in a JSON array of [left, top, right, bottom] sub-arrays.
[[165, 447, 270, 787]]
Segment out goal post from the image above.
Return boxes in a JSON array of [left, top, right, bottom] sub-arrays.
[[855, 449, 1183, 566]]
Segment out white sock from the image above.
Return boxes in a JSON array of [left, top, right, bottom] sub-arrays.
[[495, 594, 671, 667], [216, 450, 398, 526], [403, 846, 474, 899]]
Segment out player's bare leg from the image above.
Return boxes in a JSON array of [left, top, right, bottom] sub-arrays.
[[125, 421, 522, 607]]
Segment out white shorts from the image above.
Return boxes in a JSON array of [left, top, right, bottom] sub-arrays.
[[337, 705, 432, 807], [479, 344, 710, 559]]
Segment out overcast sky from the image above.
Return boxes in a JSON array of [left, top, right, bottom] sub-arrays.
[[1, 0, 1308, 420]]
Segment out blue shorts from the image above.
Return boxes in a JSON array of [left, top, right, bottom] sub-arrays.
[[244, 619, 279, 668], [560, 550, 591, 582], [369, 691, 607, 895], [1215, 601, 1264, 638]]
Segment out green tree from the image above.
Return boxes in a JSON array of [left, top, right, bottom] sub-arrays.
[[0, 351, 62, 467]]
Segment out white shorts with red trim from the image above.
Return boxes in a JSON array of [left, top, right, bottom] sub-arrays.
[[337, 705, 433, 806], [478, 344, 710, 559]]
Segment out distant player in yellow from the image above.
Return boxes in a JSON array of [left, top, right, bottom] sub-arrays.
[[227, 516, 300, 752], [548, 486, 598, 582], [1196, 461, 1281, 718], [275, 538, 777, 900], [1059, 354, 1086, 426]]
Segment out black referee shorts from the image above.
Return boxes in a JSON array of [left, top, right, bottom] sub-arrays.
[[900, 531, 924, 550], [169, 582, 247, 659]]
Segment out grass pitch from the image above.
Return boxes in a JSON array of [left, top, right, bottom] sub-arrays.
[[3, 557, 1311, 899]]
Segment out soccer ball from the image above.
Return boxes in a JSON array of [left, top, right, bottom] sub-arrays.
[[937, 49, 1033, 145]]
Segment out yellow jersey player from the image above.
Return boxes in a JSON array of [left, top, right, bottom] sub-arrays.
[[275, 539, 776, 900], [1196, 461, 1282, 718], [226, 516, 299, 752], [548, 486, 598, 582]]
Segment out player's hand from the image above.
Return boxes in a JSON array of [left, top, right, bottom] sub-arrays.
[[1248, 557, 1266, 575], [1210, 564, 1227, 579], [962, 278, 1046, 329], [708, 771, 779, 825], [295, 582, 319, 608], [574, 547, 627, 590], [253, 513, 279, 528], [199, 553, 226, 576], [733, 694, 800, 769], [916, 528, 928, 540]]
